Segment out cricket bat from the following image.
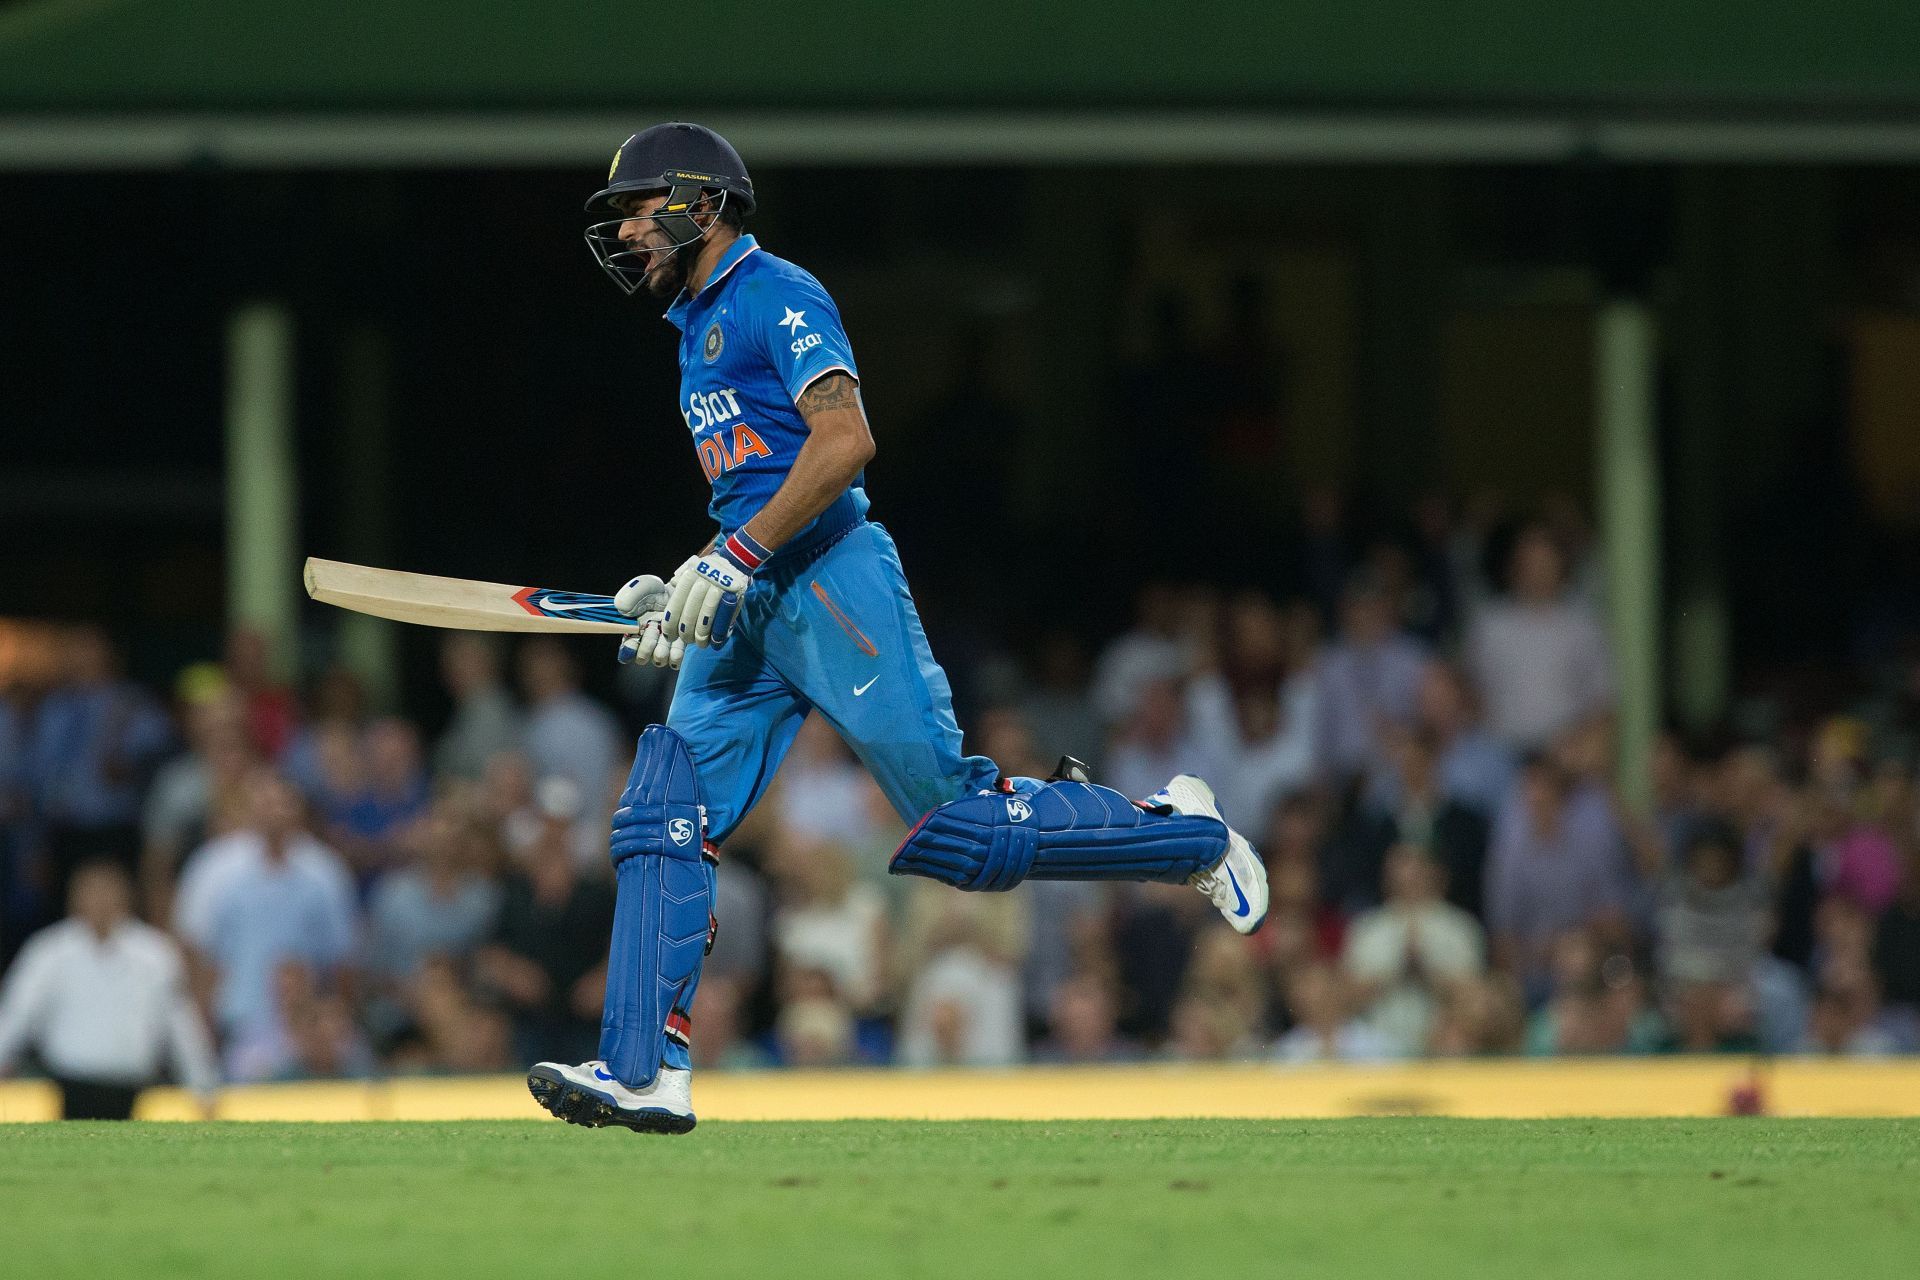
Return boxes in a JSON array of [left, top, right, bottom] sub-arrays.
[[303, 557, 633, 634]]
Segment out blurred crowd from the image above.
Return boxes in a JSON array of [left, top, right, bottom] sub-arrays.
[[4, 495, 1920, 1108]]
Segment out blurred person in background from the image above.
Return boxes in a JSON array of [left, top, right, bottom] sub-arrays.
[[1032, 972, 1139, 1064], [1402, 660, 1513, 819], [479, 750, 542, 858], [771, 714, 879, 848], [1166, 991, 1264, 1062], [264, 960, 376, 1081], [433, 633, 523, 781], [386, 956, 514, 1076], [1549, 716, 1641, 910], [222, 627, 300, 760], [1271, 962, 1391, 1063], [1168, 928, 1268, 1062], [279, 664, 371, 797], [1485, 754, 1630, 1004], [1443, 487, 1510, 626], [1258, 789, 1348, 954], [140, 684, 257, 924], [23, 625, 173, 900], [1091, 581, 1189, 728], [1105, 674, 1212, 804], [1425, 973, 1527, 1057], [897, 941, 1026, 1067], [0, 860, 218, 1119], [1340, 730, 1491, 920], [1186, 593, 1317, 829], [1811, 726, 1908, 917], [896, 872, 1029, 1064], [1750, 759, 1823, 978], [1526, 931, 1662, 1056], [475, 804, 615, 1068], [1466, 523, 1614, 753], [326, 717, 431, 883], [1366, 530, 1453, 648], [362, 797, 505, 1042], [1110, 881, 1211, 1045], [776, 983, 857, 1068], [768, 833, 889, 1019], [516, 638, 622, 828], [1799, 954, 1898, 1056], [1314, 576, 1429, 785], [1018, 631, 1104, 775], [1636, 732, 1711, 874], [1655, 823, 1767, 1053], [172, 768, 359, 1081], [1341, 845, 1486, 1057]]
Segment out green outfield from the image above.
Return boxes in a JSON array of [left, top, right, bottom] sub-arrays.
[[2, 1119, 1914, 1278]]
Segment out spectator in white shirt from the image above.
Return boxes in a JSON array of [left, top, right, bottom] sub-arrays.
[[1343, 845, 1488, 1056], [1466, 524, 1615, 752], [0, 860, 218, 1118], [173, 769, 359, 1080], [897, 948, 1025, 1067]]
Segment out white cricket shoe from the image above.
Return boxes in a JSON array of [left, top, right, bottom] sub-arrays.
[[527, 1059, 695, 1135], [1148, 774, 1270, 934]]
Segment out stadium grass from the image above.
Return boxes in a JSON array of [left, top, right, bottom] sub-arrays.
[[2, 1119, 1915, 1278]]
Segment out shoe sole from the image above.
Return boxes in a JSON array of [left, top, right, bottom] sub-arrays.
[[526, 1065, 696, 1135]]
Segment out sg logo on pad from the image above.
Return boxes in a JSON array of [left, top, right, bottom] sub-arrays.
[[1005, 798, 1032, 823], [668, 818, 695, 846]]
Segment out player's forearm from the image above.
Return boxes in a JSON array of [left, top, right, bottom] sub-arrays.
[[745, 433, 870, 548], [740, 378, 873, 550]]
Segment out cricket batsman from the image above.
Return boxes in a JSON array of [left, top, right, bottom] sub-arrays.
[[528, 123, 1269, 1133]]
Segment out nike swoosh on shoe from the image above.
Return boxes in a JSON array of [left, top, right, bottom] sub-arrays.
[[1226, 865, 1251, 917]]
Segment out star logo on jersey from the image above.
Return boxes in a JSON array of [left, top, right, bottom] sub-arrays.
[[778, 307, 807, 333]]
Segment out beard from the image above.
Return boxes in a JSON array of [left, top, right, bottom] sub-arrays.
[[642, 240, 696, 301]]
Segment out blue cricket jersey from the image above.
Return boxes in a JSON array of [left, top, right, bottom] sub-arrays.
[[664, 235, 868, 554]]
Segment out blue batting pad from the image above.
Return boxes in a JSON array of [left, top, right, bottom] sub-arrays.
[[598, 725, 716, 1088], [889, 781, 1226, 892]]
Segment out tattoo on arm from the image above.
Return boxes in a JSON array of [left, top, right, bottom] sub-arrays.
[[796, 372, 863, 420]]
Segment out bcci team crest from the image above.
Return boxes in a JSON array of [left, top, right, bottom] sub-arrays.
[[668, 818, 694, 846], [703, 322, 724, 363]]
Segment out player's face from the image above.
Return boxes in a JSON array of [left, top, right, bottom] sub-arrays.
[[615, 193, 691, 300]]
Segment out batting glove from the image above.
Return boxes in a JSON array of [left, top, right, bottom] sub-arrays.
[[665, 529, 770, 649], [614, 568, 679, 668]]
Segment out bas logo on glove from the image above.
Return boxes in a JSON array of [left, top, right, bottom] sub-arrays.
[[662, 528, 773, 651], [694, 560, 743, 592]]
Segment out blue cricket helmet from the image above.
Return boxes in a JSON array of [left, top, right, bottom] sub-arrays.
[[584, 122, 756, 216]]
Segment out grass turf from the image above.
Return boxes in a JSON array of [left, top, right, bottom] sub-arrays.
[[1, 1119, 1915, 1278]]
